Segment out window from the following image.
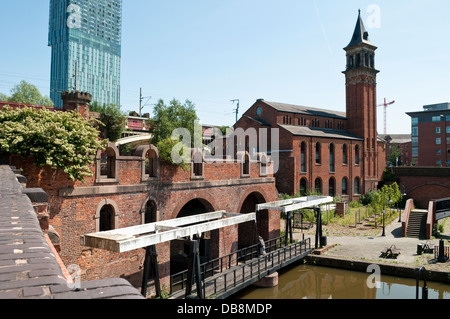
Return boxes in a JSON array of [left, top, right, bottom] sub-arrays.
[[342, 177, 348, 195], [301, 142, 307, 172], [192, 149, 204, 178], [436, 127, 441, 134], [242, 153, 250, 176], [432, 116, 441, 122], [343, 144, 348, 165], [99, 205, 115, 232], [100, 148, 116, 178], [300, 178, 307, 196], [354, 177, 361, 195], [329, 178, 336, 197], [447, 127, 450, 134], [437, 138, 442, 145], [329, 144, 335, 172], [412, 127, 419, 137], [355, 145, 360, 165], [314, 178, 322, 194], [145, 149, 158, 178], [411, 118, 419, 126], [315, 143, 321, 165], [144, 200, 157, 224]]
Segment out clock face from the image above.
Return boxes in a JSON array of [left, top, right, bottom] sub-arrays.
[[256, 107, 262, 116]]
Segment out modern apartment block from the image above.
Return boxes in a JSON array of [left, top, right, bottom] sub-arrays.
[[48, 0, 122, 108], [407, 103, 450, 167]]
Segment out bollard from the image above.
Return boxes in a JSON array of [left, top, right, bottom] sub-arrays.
[[438, 239, 446, 263]]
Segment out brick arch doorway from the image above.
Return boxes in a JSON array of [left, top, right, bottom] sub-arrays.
[[170, 198, 215, 275], [239, 192, 267, 250]]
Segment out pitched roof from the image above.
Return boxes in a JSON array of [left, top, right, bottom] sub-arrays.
[[345, 10, 376, 49], [261, 100, 346, 120], [379, 134, 412, 144], [279, 124, 363, 141]]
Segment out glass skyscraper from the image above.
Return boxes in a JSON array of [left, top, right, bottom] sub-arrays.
[[48, 0, 122, 108]]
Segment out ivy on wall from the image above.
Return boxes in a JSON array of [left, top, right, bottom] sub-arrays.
[[0, 106, 106, 182]]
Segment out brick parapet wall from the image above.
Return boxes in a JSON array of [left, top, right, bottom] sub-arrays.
[[0, 165, 143, 299]]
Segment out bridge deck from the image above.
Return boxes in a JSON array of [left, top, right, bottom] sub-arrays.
[[169, 238, 312, 299]]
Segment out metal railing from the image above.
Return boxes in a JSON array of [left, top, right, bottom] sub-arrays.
[[170, 236, 288, 294], [170, 237, 311, 298]]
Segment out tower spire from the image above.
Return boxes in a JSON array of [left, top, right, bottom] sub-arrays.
[[346, 10, 375, 49]]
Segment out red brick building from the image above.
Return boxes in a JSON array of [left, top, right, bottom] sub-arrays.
[[234, 12, 386, 201], [407, 103, 450, 167], [4, 91, 280, 295], [379, 134, 412, 167]]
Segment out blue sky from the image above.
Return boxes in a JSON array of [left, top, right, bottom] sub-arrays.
[[1, 1, 450, 134]]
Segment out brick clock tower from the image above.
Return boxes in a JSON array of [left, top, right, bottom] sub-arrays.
[[343, 11, 380, 192]]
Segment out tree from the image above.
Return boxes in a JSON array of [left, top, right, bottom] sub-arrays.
[[387, 144, 402, 166], [90, 101, 127, 142], [148, 99, 199, 166], [149, 99, 199, 145], [0, 93, 8, 101], [8, 81, 54, 106], [0, 106, 105, 182]]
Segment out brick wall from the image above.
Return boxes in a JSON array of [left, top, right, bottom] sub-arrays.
[[9, 148, 280, 292]]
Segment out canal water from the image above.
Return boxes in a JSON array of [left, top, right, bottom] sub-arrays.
[[233, 264, 450, 300]]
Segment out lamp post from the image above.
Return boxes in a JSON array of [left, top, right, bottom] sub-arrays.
[[382, 192, 386, 237]]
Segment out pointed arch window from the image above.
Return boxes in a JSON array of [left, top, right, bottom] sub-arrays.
[[301, 142, 307, 173], [355, 145, 360, 165], [343, 144, 348, 165], [315, 143, 321, 165], [329, 143, 335, 173]]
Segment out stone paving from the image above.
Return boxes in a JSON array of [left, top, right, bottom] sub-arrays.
[[293, 216, 450, 275]]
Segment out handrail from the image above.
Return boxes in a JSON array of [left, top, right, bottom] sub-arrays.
[[426, 201, 434, 239], [170, 236, 288, 294], [402, 199, 414, 237], [207, 238, 311, 298]]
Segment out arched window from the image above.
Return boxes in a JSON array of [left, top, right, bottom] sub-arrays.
[[300, 178, 307, 196], [315, 143, 321, 165], [329, 178, 336, 197], [342, 177, 348, 195], [301, 142, 307, 172], [144, 200, 157, 224], [192, 149, 204, 178], [99, 204, 115, 232], [100, 147, 116, 178], [96, 143, 119, 182], [355, 145, 360, 165], [145, 149, 158, 178], [354, 177, 361, 195], [329, 144, 335, 172], [241, 152, 250, 176], [314, 178, 322, 195], [343, 144, 348, 165]]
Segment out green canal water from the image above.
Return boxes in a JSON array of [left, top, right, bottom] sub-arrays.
[[233, 264, 450, 300]]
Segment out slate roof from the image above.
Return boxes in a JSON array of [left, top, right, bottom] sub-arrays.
[[279, 124, 363, 141], [262, 100, 347, 120], [345, 10, 376, 49], [379, 134, 412, 144]]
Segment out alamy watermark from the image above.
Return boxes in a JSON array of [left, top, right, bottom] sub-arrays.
[[170, 121, 280, 174], [66, 264, 81, 289], [67, 4, 82, 29], [366, 4, 381, 29], [366, 264, 381, 289]]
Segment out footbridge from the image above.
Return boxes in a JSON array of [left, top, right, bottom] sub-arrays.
[[169, 236, 312, 299], [82, 195, 333, 299]]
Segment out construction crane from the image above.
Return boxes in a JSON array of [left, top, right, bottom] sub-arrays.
[[378, 98, 395, 135]]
